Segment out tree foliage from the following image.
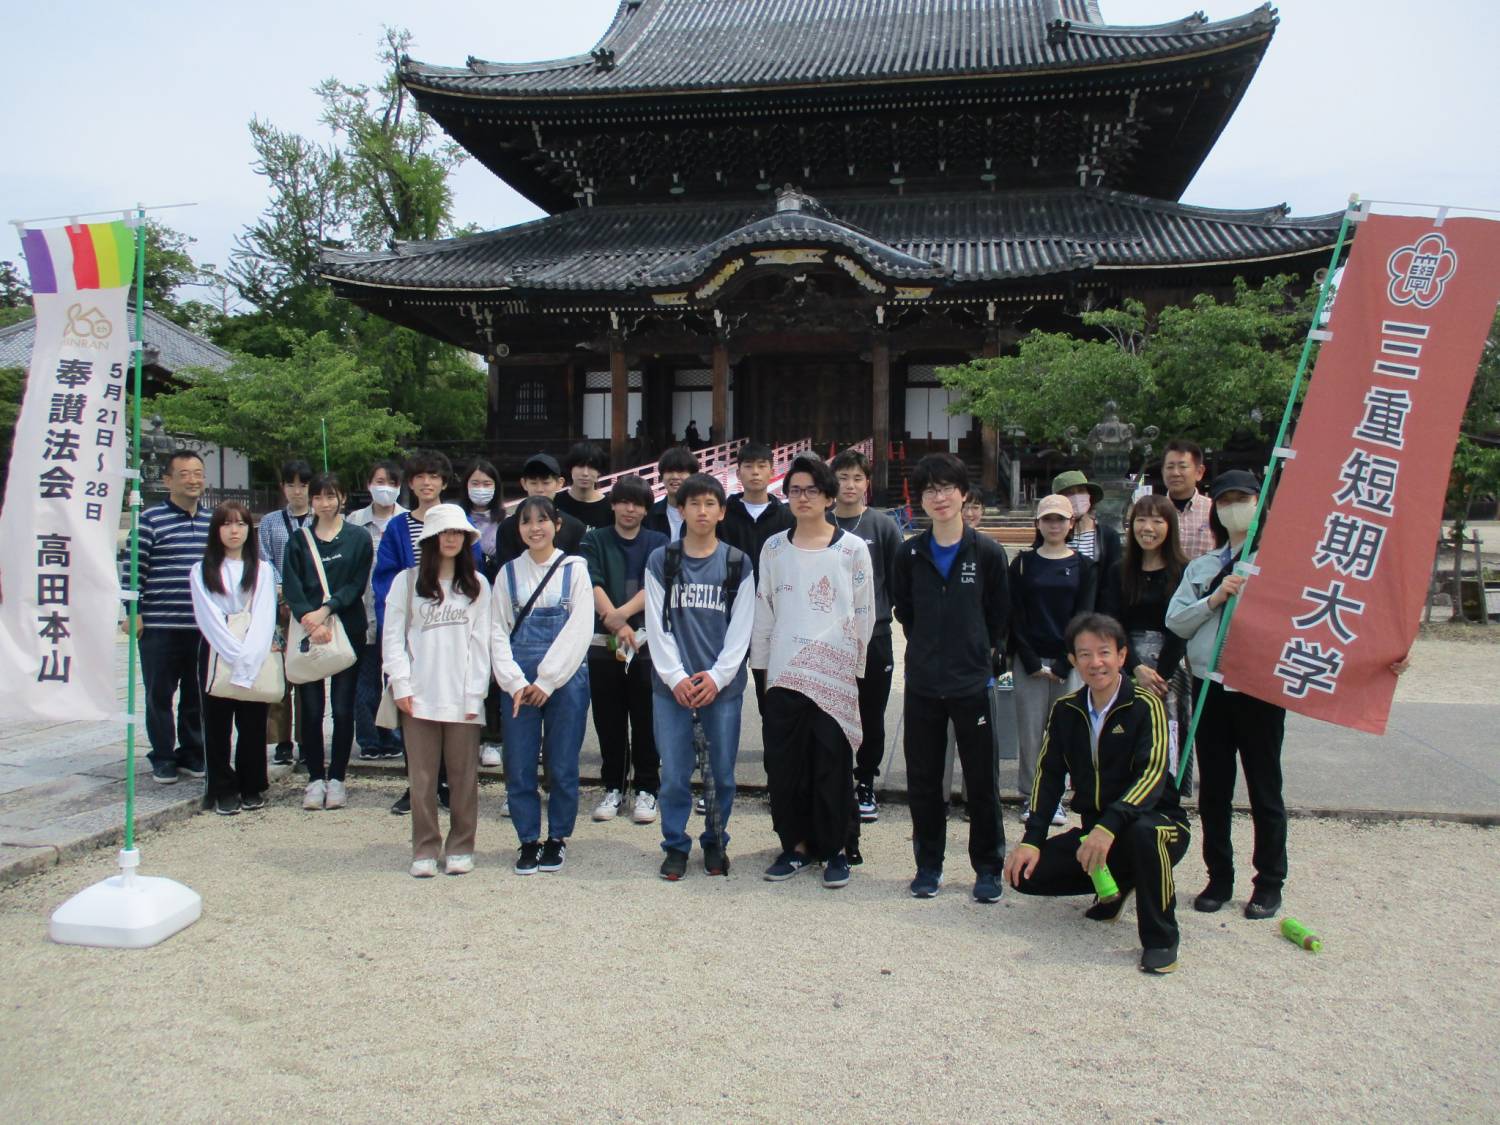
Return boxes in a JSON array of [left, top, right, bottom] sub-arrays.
[[1447, 308, 1500, 537], [939, 276, 1314, 451], [149, 332, 415, 483]]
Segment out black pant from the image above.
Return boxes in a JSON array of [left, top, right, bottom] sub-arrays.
[[197, 644, 269, 801], [1193, 679, 1288, 895], [762, 687, 856, 862], [140, 627, 204, 769], [904, 689, 1006, 875], [589, 650, 660, 794], [854, 631, 894, 785], [297, 639, 363, 783], [1015, 814, 1190, 950]]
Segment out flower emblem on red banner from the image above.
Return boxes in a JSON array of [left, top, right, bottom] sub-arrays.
[[1386, 232, 1458, 308]]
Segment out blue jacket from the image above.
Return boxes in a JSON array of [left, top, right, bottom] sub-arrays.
[[372, 512, 484, 642]]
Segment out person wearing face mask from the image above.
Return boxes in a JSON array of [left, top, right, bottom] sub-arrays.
[[1051, 470, 1120, 595], [350, 460, 408, 760], [1166, 470, 1286, 922], [458, 459, 507, 767]]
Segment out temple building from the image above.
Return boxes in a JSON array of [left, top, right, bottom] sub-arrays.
[[321, 0, 1341, 497]]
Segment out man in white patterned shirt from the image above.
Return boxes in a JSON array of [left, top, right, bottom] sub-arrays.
[[1161, 439, 1215, 560]]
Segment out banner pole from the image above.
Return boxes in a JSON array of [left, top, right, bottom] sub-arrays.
[[321, 418, 329, 472], [1176, 195, 1361, 788], [123, 208, 147, 854]]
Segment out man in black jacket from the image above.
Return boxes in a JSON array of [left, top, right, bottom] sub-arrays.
[[495, 453, 587, 565], [720, 441, 795, 713], [643, 446, 699, 541], [892, 453, 1010, 904], [1004, 613, 1189, 975]]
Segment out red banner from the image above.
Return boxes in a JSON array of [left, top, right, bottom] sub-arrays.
[[1218, 212, 1500, 734]]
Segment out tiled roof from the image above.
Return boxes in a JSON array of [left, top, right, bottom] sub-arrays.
[[0, 308, 234, 373], [321, 188, 1341, 295], [404, 0, 1275, 97]]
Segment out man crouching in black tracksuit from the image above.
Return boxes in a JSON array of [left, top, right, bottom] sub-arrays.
[[893, 452, 1010, 904], [1004, 612, 1190, 975]]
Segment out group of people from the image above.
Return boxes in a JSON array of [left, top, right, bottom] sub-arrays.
[[132, 434, 1298, 974]]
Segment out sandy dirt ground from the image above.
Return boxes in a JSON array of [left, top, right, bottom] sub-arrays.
[[1395, 632, 1500, 704], [1, 779, 1496, 1123]]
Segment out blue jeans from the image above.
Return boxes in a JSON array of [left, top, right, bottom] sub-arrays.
[[501, 667, 589, 843], [353, 637, 402, 753], [654, 688, 743, 855]]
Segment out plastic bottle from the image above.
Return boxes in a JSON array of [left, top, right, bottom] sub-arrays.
[[1281, 917, 1322, 952], [1089, 865, 1120, 902]]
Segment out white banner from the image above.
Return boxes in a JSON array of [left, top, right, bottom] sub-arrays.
[[0, 226, 133, 721]]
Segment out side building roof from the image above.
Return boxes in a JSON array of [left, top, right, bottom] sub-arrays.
[[0, 308, 234, 374]]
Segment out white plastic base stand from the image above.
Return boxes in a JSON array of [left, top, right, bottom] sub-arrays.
[[48, 847, 201, 949]]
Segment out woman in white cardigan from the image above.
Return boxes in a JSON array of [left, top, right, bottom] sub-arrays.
[[383, 504, 493, 878], [189, 502, 278, 816], [492, 496, 593, 876]]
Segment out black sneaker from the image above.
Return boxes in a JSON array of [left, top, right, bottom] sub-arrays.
[[357, 746, 383, 760], [846, 846, 864, 866], [659, 848, 689, 881], [822, 853, 851, 889], [213, 794, 241, 816], [694, 795, 707, 816], [703, 843, 730, 877], [390, 790, 411, 816], [438, 785, 451, 811], [973, 871, 1003, 904], [1193, 884, 1231, 913], [539, 838, 566, 872], [1140, 944, 1180, 975], [240, 792, 267, 811], [909, 868, 943, 898], [1244, 890, 1283, 920], [856, 783, 878, 823], [178, 761, 206, 779], [764, 851, 810, 881], [272, 743, 293, 765], [1084, 887, 1133, 922], [514, 841, 541, 875], [150, 761, 179, 785]]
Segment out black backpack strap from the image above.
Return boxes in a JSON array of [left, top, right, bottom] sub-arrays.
[[660, 541, 684, 635], [722, 546, 746, 621]]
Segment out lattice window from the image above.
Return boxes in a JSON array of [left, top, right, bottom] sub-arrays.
[[907, 364, 940, 386], [585, 369, 642, 389], [675, 367, 712, 388], [515, 380, 547, 423]]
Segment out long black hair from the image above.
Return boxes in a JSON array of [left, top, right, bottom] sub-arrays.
[[1120, 494, 1187, 605], [415, 530, 483, 603], [202, 501, 259, 596]]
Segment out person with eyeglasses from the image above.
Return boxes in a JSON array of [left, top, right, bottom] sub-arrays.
[[891, 453, 1011, 903]]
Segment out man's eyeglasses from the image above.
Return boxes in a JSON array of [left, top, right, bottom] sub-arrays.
[[786, 486, 825, 500], [921, 484, 960, 499]]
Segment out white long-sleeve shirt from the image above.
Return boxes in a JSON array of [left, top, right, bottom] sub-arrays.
[[750, 528, 875, 750], [490, 550, 594, 696], [189, 558, 278, 689], [382, 571, 493, 724]]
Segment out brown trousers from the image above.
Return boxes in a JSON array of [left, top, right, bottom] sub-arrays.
[[401, 715, 480, 861]]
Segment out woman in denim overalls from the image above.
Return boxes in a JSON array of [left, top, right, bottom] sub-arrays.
[[492, 497, 594, 875]]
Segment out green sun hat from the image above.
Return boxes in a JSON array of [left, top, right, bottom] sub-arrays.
[[1051, 470, 1103, 505]]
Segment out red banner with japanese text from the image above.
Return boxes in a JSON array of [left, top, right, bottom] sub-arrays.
[[1218, 212, 1500, 734]]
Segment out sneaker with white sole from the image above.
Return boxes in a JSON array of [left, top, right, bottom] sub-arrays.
[[1051, 803, 1067, 826], [539, 838, 567, 872], [500, 796, 511, 818], [856, 783, 878, 822], [695, 795, 707, 816], [480, 744, 502, 768], [324, 779, 347, 809], [592, 789, 624, 821], [444, 854, 474, 875], [514, 842, 541, 875], [409, 858, 438, 878], [1017, 803, 1031, 825], [302, 780, 326, 810], [632, 791, 659, 824]]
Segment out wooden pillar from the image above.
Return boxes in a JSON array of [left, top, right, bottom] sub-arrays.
[[565, 361, 579, 442], [711, 339, 729, 445], [980, 334, 1000, 495], [486, 358, 502, 442], [871, 333, 891, 497], [610, 336, 629, 469]]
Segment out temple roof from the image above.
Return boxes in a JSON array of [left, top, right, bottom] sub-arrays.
[[321, 188, 1340, 298], [0, 308, 233, 374], [405, 0, 1277, 98]]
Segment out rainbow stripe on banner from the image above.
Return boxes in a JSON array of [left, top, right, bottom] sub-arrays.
[[20, 220, 136, 294]]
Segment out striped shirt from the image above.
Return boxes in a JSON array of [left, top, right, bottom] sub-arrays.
[[257, 507, 315, 583], [128, 500, 212, 630], [1073, 529, 1099, 560]]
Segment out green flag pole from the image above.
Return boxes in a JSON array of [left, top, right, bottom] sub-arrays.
[[1176, 194, 1362, 788], [321, 418, 329, 472], [123, 207, 147, 852]]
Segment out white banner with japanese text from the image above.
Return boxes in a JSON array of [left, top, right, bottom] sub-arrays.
[[0, 221, 134, 721]]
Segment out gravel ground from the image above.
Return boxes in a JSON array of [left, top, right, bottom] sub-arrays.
[[1, 779, 1496, 1123]]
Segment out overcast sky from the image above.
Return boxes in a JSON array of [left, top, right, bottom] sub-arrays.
[[4, 0, 1497, 301]]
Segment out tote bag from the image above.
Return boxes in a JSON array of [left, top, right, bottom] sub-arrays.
[[284, 527, 357, 684], [206, 568, 285, 704]]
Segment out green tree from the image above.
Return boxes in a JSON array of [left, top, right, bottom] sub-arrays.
[[150, 331, 416, 483], [939, 276, 1312, 450], [0, 261, 31, 328], [0, 365, 24, 496], [1444, 309, 1500, 618]]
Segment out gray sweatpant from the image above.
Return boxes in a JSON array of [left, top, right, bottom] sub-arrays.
[[1012, 670, 1076, 802]]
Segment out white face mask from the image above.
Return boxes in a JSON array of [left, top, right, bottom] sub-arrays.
[[369, 485, 400, 507], [1069, 494, 1092, 517], [468, 486, 496, 507], [1217, 501, 1255, 534]]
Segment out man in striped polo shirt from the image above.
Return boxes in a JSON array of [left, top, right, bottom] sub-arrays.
[[132, 449, 212, 784]]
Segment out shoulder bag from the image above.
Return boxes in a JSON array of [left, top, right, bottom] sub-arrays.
[[207, 565, 285, 704], [285, 526, 358, 684], [375, 572, 415, 729]]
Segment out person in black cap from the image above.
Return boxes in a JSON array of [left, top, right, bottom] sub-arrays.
[[1166, 469, 1286, 921], [496, 453, 587, 565]]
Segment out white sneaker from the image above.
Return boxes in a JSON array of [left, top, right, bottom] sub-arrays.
[[444, 854, 474, 875], [409, 858, 438, 878], [632, 791, 659, 824], [1051, 804, 1068, 826], [324, 779, 347, 809], [499, 795, 511, 818], [592, 789, 624, 821], [303, 780, 326, 810], [1017, 803, 1030, 825], [480, 744, 502, 768]]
